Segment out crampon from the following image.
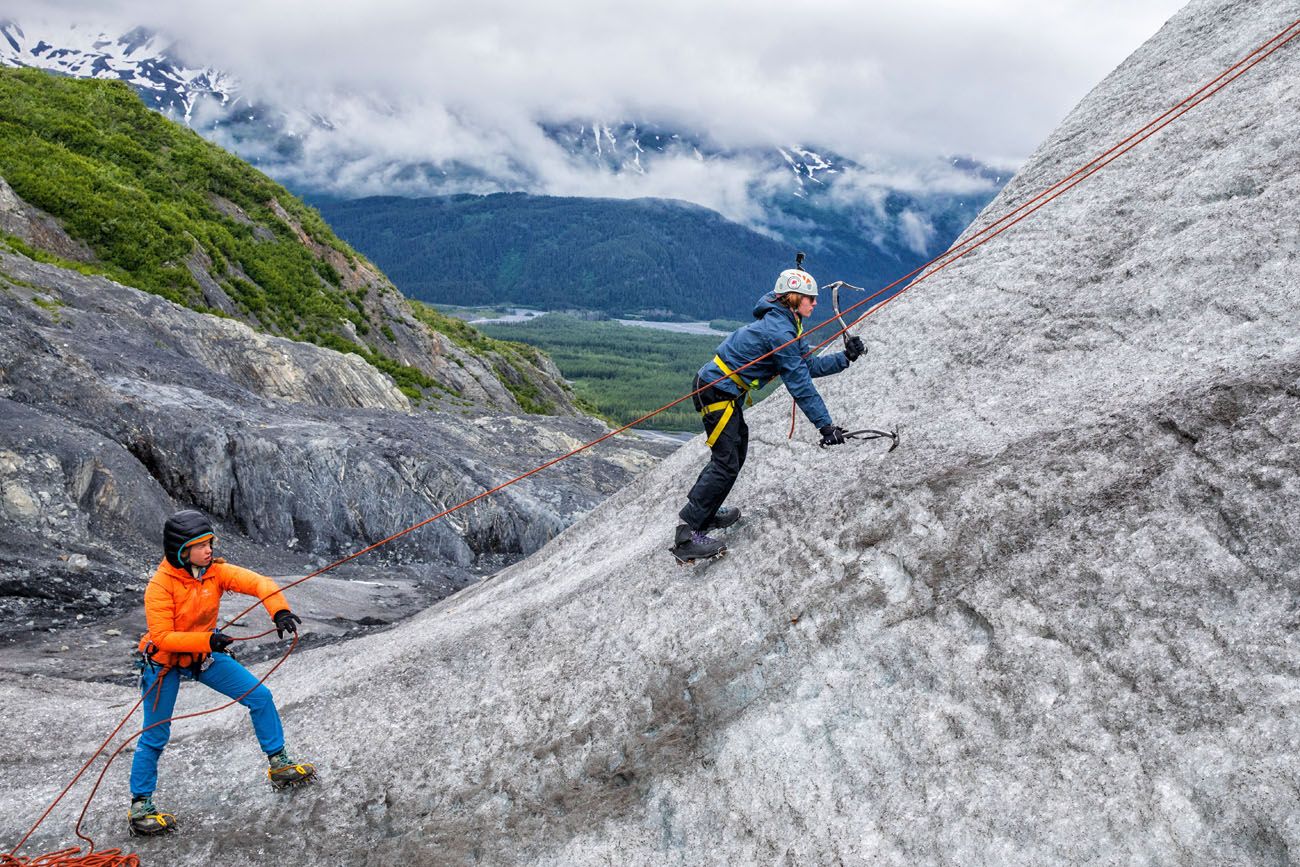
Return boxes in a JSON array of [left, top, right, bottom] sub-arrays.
[[127, 799, 178, 838], [670, 525, 727, 566], [671, 547, 727, 567], [268, 751, 318, 790]]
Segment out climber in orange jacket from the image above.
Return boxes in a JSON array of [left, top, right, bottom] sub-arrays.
[[128, 509, 316, 837]]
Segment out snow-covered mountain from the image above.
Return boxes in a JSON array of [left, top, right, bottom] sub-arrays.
[[0, 20, 236, 122], [542, 120, 850, 192], [538, 116, 1003, 235], [0, 19, 1005, 288]]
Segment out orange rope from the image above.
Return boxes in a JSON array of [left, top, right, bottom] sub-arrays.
[[9, 13, 1299, 865], [227, 16, 1300, 621], [785, 14, 1300, 435], [3, 680, 161, 865], [6, 637, 290, 866], [0, 849, 139, 866]]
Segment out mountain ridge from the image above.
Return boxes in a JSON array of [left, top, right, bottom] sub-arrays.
[[0, 67, 579, 415], [0, 19, 1006, 298], [314, 192, 801, 320]]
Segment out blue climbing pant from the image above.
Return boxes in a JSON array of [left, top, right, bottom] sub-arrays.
[[129, 653, 285, 797]]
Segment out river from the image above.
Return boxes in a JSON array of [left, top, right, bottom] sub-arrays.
[[466, 308, 728, 336]]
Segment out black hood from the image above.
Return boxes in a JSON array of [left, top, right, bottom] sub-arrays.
[[163, 509, 214, 568]]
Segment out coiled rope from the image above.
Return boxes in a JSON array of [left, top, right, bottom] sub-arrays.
[[8, 14, 1299, 865], [4, 630, 293, 867]]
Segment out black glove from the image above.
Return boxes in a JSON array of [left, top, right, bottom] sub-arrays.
[[844, 336, 865, 362], [209, 631, 235, 653], [819, 424, 848, 447], [273, 609, 302, 639]]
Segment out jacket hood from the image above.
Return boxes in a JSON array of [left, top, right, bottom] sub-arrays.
[[752, 291, 791, 321]]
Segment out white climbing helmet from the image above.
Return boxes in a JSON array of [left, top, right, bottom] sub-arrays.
[[774, 268, 818, 298]]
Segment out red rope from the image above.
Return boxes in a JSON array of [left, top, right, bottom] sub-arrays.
[[6, 638, 290, 866], [0, 850, 139, 867], [227, 15, 1300, 621], [9, 13, 1299, 865], [785, 14, 1300, 434]]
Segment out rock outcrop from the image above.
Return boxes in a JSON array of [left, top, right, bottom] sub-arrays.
[[0, 250, 669, 640], [0, 176, 95, 263], [0, 65, 582, 417], [2, 1, 1298, 864], [0, 171, 580, 417]]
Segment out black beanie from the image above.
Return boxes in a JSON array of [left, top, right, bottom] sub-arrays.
[[163, 510, 214, 567]]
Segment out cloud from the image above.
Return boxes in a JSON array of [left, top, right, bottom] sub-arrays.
[[12, 0, 1186, 216], [15, 0, 1186, 156], [898, 210, 937, 256]]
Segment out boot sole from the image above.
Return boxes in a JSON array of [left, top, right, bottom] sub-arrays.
[[670, 546, 727, 566], [272, 779, 316, 790], [270, 769, 318, 790], [128, 817, 178, 837]]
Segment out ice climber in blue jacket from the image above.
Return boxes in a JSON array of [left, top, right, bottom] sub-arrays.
[[672, 267, 864, 563]]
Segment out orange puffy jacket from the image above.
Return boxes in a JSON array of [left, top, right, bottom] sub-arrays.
[[137, 558, 290, 668]]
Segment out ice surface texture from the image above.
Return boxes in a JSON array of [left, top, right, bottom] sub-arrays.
[[3, 1, 1299, 863]]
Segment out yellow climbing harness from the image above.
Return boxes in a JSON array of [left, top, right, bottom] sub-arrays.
[[702, 355, 760, 447], [701, 319, 803, 447]]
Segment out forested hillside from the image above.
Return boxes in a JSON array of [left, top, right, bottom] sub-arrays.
[[317, 193, 800, 320], [0, 68, 577, 413], [316, 188, 991, 322]]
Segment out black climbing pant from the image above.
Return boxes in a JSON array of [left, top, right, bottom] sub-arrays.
[[679, 375, 749, 531]]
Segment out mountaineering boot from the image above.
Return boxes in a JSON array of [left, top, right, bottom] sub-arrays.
[[127, 796, 178, 837], [267, 748, 317, 789], [671, 524, 726, 565], [706, 506, 741, 531]]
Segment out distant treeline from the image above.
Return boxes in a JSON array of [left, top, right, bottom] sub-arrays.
[[316, 193, 801, 321], [477, 314, 731, 431], [315, 186, 993, 324]]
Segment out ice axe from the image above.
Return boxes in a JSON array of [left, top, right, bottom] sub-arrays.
[[842, 426, 900, 452], [795, 251, 867, 354], [821, 278, 869, 353]]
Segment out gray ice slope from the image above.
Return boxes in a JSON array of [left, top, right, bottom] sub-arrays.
[[2, 0, 1299, 863]]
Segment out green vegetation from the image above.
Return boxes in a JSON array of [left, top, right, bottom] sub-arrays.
[[315, 193, 795, 320], [0, 70, 353, 324], [0, 230, 135, 284], [477, 314, 777, 431], [410, 300, 558, 414], [29, 294, 64, 310], [0, 69, 466, 399], [709, 318, 747, 332]]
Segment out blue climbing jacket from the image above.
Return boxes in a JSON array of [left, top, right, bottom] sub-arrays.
[[697, 291, 849, 430]]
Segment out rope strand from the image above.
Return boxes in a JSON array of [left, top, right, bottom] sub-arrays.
[[9, 14, 1298, 865]]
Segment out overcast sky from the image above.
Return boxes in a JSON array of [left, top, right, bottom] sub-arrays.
[[14, 0, 1190, 215]]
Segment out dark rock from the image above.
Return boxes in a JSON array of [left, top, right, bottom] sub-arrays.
[[0, 176, 95, 263], [0, 248, 671, 640]]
